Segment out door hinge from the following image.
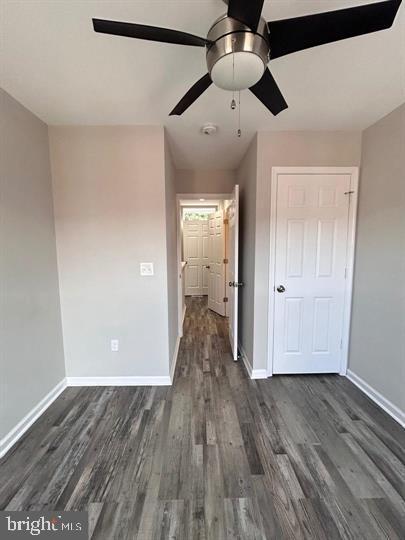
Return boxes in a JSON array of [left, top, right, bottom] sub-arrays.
[[223, 297, 229, 303], [223, 218, 229, 225], [223, 258, 228, 264], [344, 267, 348, 279], [340, 338, 343, 349]]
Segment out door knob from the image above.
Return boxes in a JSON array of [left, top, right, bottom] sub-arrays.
[[277, 285, 285, 293], [229, 281, 235, 287], [206, 265, 210, 269]]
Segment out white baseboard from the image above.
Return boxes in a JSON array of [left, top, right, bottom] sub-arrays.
[[238, 343, 268, 380], [0, 378, 67, 459], [66, 376, 172, 387], [346, 370, 405, 428], [251, 369, 268, 379], [170, 335, 181, 383]]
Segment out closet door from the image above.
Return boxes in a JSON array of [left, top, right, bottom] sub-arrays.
[[273, 172, 351, 374]]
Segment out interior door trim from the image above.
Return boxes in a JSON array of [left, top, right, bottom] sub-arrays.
[[176, 193, 232, 338], [267, 167, 359, 377]]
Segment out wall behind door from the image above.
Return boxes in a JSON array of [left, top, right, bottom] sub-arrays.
[[237, 131, 362, 372], [176, 169, 236, 193], [236, 135, 258, 367]]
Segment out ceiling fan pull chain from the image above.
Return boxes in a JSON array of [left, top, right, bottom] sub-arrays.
[[231, 38, 237, 111], [237, 91, 242, 138]]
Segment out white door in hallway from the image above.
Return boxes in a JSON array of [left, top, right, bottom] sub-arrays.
[[273, 172, 352, 374], [183, 220, 209, 296], [208, 210, 226, 316], [227, 185, 240, 361]]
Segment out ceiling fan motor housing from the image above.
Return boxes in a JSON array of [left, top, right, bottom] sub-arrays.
[[206, 14, 270, 91]]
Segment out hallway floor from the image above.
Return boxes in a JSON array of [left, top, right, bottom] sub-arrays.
[[1, 297, 404, 539]]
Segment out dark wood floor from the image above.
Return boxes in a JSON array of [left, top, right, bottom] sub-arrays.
[[1, 297, 404, 539]]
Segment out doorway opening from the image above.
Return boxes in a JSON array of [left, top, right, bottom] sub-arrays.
[[176, 189, 240, 360]]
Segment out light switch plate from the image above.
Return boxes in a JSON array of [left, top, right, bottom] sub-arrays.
[[140, 262, 154, 276], [111, 339, 119, 352]]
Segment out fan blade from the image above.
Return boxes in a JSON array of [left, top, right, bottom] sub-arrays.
[[170, 74, 212, 116], [268, 0, 402, 59], [92, 18, 210, 47], [228, 0, 265, 31], [249, 68, 288, 116]]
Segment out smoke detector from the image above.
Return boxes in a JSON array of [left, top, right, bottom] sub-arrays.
[[201, 123, 218, 136]]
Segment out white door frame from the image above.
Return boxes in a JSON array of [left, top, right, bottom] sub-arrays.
[[176, 193, 232, 337], [267, 167, 359, 376]]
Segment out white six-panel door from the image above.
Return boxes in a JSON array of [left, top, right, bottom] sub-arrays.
[[208, 211, 226, 316], [183, 220, 209, 296], [273, 172, 352, 374]]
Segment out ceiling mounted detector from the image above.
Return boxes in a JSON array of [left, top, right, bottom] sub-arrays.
[[201, 123, 218, 135], [92, 0, 402, 116]]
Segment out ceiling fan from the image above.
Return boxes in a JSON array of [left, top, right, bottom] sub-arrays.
[[93, 0, 402, 117]]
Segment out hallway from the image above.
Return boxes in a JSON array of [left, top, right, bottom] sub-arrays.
[[0, 297, 404, 538]]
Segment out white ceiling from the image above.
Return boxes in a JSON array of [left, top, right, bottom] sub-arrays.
[[1, 0, 404, 169]]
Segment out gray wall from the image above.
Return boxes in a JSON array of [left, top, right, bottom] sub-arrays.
[[49, 126, 171, 378], [237, 131, 363, 371], [349, 105, 405, 413], [0, 89, 65, 443], [164, 133, 179, 375], [175, 169, 235, 194], [236, 135, 258, 368]]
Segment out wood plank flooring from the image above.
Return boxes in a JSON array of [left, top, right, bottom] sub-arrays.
[[1, 297, 404, 538]]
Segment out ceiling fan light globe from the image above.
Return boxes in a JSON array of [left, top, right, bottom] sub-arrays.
[[210, 52, 265, 91], [206, 20, 270, 92]]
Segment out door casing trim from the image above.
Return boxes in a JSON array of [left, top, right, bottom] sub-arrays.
[[267, 167, 359, 377], [176, 193, 232, 337]]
